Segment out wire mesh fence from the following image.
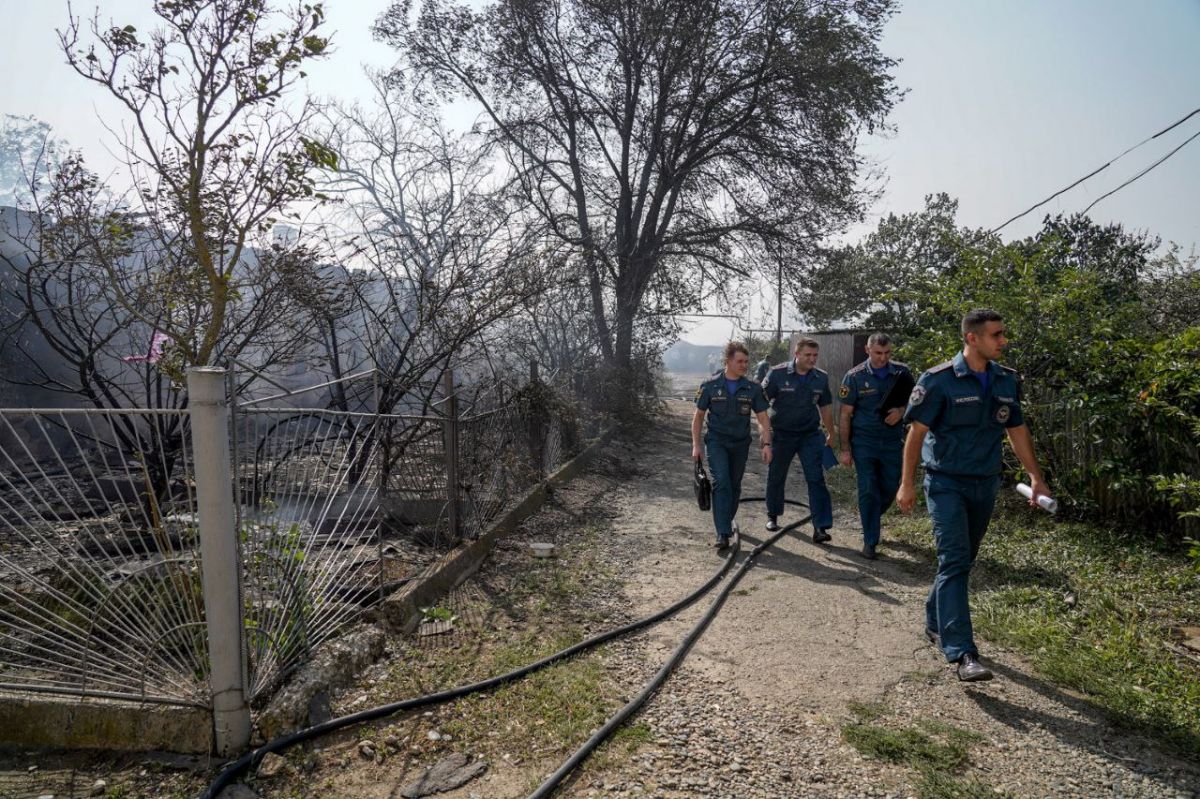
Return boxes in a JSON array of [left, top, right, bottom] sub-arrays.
[[0, 408, 208, 708], [0, 363, 601, 739], [232, 406, 396, 701]]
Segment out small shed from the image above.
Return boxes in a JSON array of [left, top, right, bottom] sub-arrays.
[[788, 329, 869, 404]]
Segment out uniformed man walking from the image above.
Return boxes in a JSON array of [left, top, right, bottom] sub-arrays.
[[692, 342, 773, 549], [754, 357, 772, 384], [897, 309, 1051, 682], [839, 333, 913, 560], [762, 337, 835, 542]]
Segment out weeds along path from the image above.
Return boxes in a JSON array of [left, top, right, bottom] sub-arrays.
[[206, 400, 1199, 799]]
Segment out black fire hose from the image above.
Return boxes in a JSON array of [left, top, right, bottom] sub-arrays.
[[525, 510, 812, 799], [202, 497, 811, 798], [202, 498, 792, 798]]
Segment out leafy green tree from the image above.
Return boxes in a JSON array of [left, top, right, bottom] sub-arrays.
[[380, 0, 899, 380], [795, 193, 977, 332]]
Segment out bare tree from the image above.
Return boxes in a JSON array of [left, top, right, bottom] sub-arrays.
[[57, 0, 337, 367], [378, 0, 899, 376], [312, 78, 551, 417]]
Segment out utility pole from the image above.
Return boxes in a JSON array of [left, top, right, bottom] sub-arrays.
[[776, 260, 784, 345]]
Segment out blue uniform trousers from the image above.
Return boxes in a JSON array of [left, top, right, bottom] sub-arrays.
[[766, 430, 832, 530], [705, 436, 750, 541], [851, 438, 902, 547], [924, 472, 1000, 662]]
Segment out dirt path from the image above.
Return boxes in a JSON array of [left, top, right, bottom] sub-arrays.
[[587, 400, 1200, 798]]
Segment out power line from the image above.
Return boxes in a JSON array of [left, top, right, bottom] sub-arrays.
[[989, 106, 1200, 235], [1081, 126, 1200, 216]]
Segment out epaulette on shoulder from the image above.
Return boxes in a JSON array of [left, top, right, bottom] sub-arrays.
[[813, 367, 828, 376], [846, 361, 867, 374], [891, 360, 910, 371], [997, 363, 1018, 375], [770, 361, 790, 371], [927, 360, 954, 374]]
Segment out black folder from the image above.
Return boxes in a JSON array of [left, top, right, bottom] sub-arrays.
[[878, 370, 916, 419]]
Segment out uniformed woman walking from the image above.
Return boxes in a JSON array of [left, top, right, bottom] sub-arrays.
[[691, 342, 773, 548]]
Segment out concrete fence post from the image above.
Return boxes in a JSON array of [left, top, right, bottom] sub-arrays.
[[528, 359, 545, 478], [188, 367, 251, 756], [442, 370, 461, 541]]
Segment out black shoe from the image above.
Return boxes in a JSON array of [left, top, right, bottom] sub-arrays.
[[860, 544, 877, 560], [924, 628, 940, 646], [812, 528, 832, 544], [715, 536, 731, 550], [766, 516, 780, 532], [955, 653, 993, 682]]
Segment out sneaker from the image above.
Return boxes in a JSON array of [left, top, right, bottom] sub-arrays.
[[955, 653, 993, 682], [812, 528, 832, 544], [765, 516, 780, 532], [860, 544, 877, 560]]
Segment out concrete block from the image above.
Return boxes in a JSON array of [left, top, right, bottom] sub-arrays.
[[0, 692, 212, 753]]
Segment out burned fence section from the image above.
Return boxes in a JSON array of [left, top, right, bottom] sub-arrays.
[[0, 364, 598, 753], [0, 406, 209, 709]]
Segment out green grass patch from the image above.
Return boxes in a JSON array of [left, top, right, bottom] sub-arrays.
[[887, 497, 1200, 753], [847, 698, 889, 722], [842, 722, 970, 772], [842, 704, 1003, 799], [915, 769, 1009, 799]]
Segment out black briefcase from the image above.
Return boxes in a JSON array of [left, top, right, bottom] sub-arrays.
[[878, 370, 916, 419], [694, 460, 712, 511]]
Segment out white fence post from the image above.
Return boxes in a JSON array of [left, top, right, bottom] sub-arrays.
[[188, 367, 251, 755]]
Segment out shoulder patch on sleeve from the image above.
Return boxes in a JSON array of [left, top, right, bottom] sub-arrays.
[[839, 384, 850, 399], [909, 385, 927, 405]]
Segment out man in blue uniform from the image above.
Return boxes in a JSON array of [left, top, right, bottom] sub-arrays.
[[898, 309, 1051, 682], [692, 342, 773, 549], [753, 357, 772, 384], [762, 337, 836, 542], [839, 333, 913, 560]]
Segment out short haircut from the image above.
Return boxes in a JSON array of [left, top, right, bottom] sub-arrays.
[[794, 336, 819, 352], [961, 308, 1004, 339], [723, 341, 750, 362], [867, 332, 892, 347]]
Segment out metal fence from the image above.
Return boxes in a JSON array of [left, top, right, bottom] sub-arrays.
[[0, 407, 208, 709], [0, 364, 595, 754]]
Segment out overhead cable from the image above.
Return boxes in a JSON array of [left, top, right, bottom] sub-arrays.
[[989, 106, 1200, 235]]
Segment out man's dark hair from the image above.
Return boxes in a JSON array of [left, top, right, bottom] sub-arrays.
[[794, 336, 819, 352], [867, 332, 892, 347], [723, 340, 750, 362], [961, 308, 1004, 339]]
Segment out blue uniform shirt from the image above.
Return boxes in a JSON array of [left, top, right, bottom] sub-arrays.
[[903, 351, 1024, 478], [762, 362, 832, 434], [696, 373, 770, 444], [839, 359, 914, 442]]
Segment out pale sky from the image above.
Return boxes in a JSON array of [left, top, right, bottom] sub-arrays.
[[2, 1, 1197, 345]]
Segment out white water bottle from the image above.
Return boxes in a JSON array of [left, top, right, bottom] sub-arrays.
[[1016, 483, 1057, 513]]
